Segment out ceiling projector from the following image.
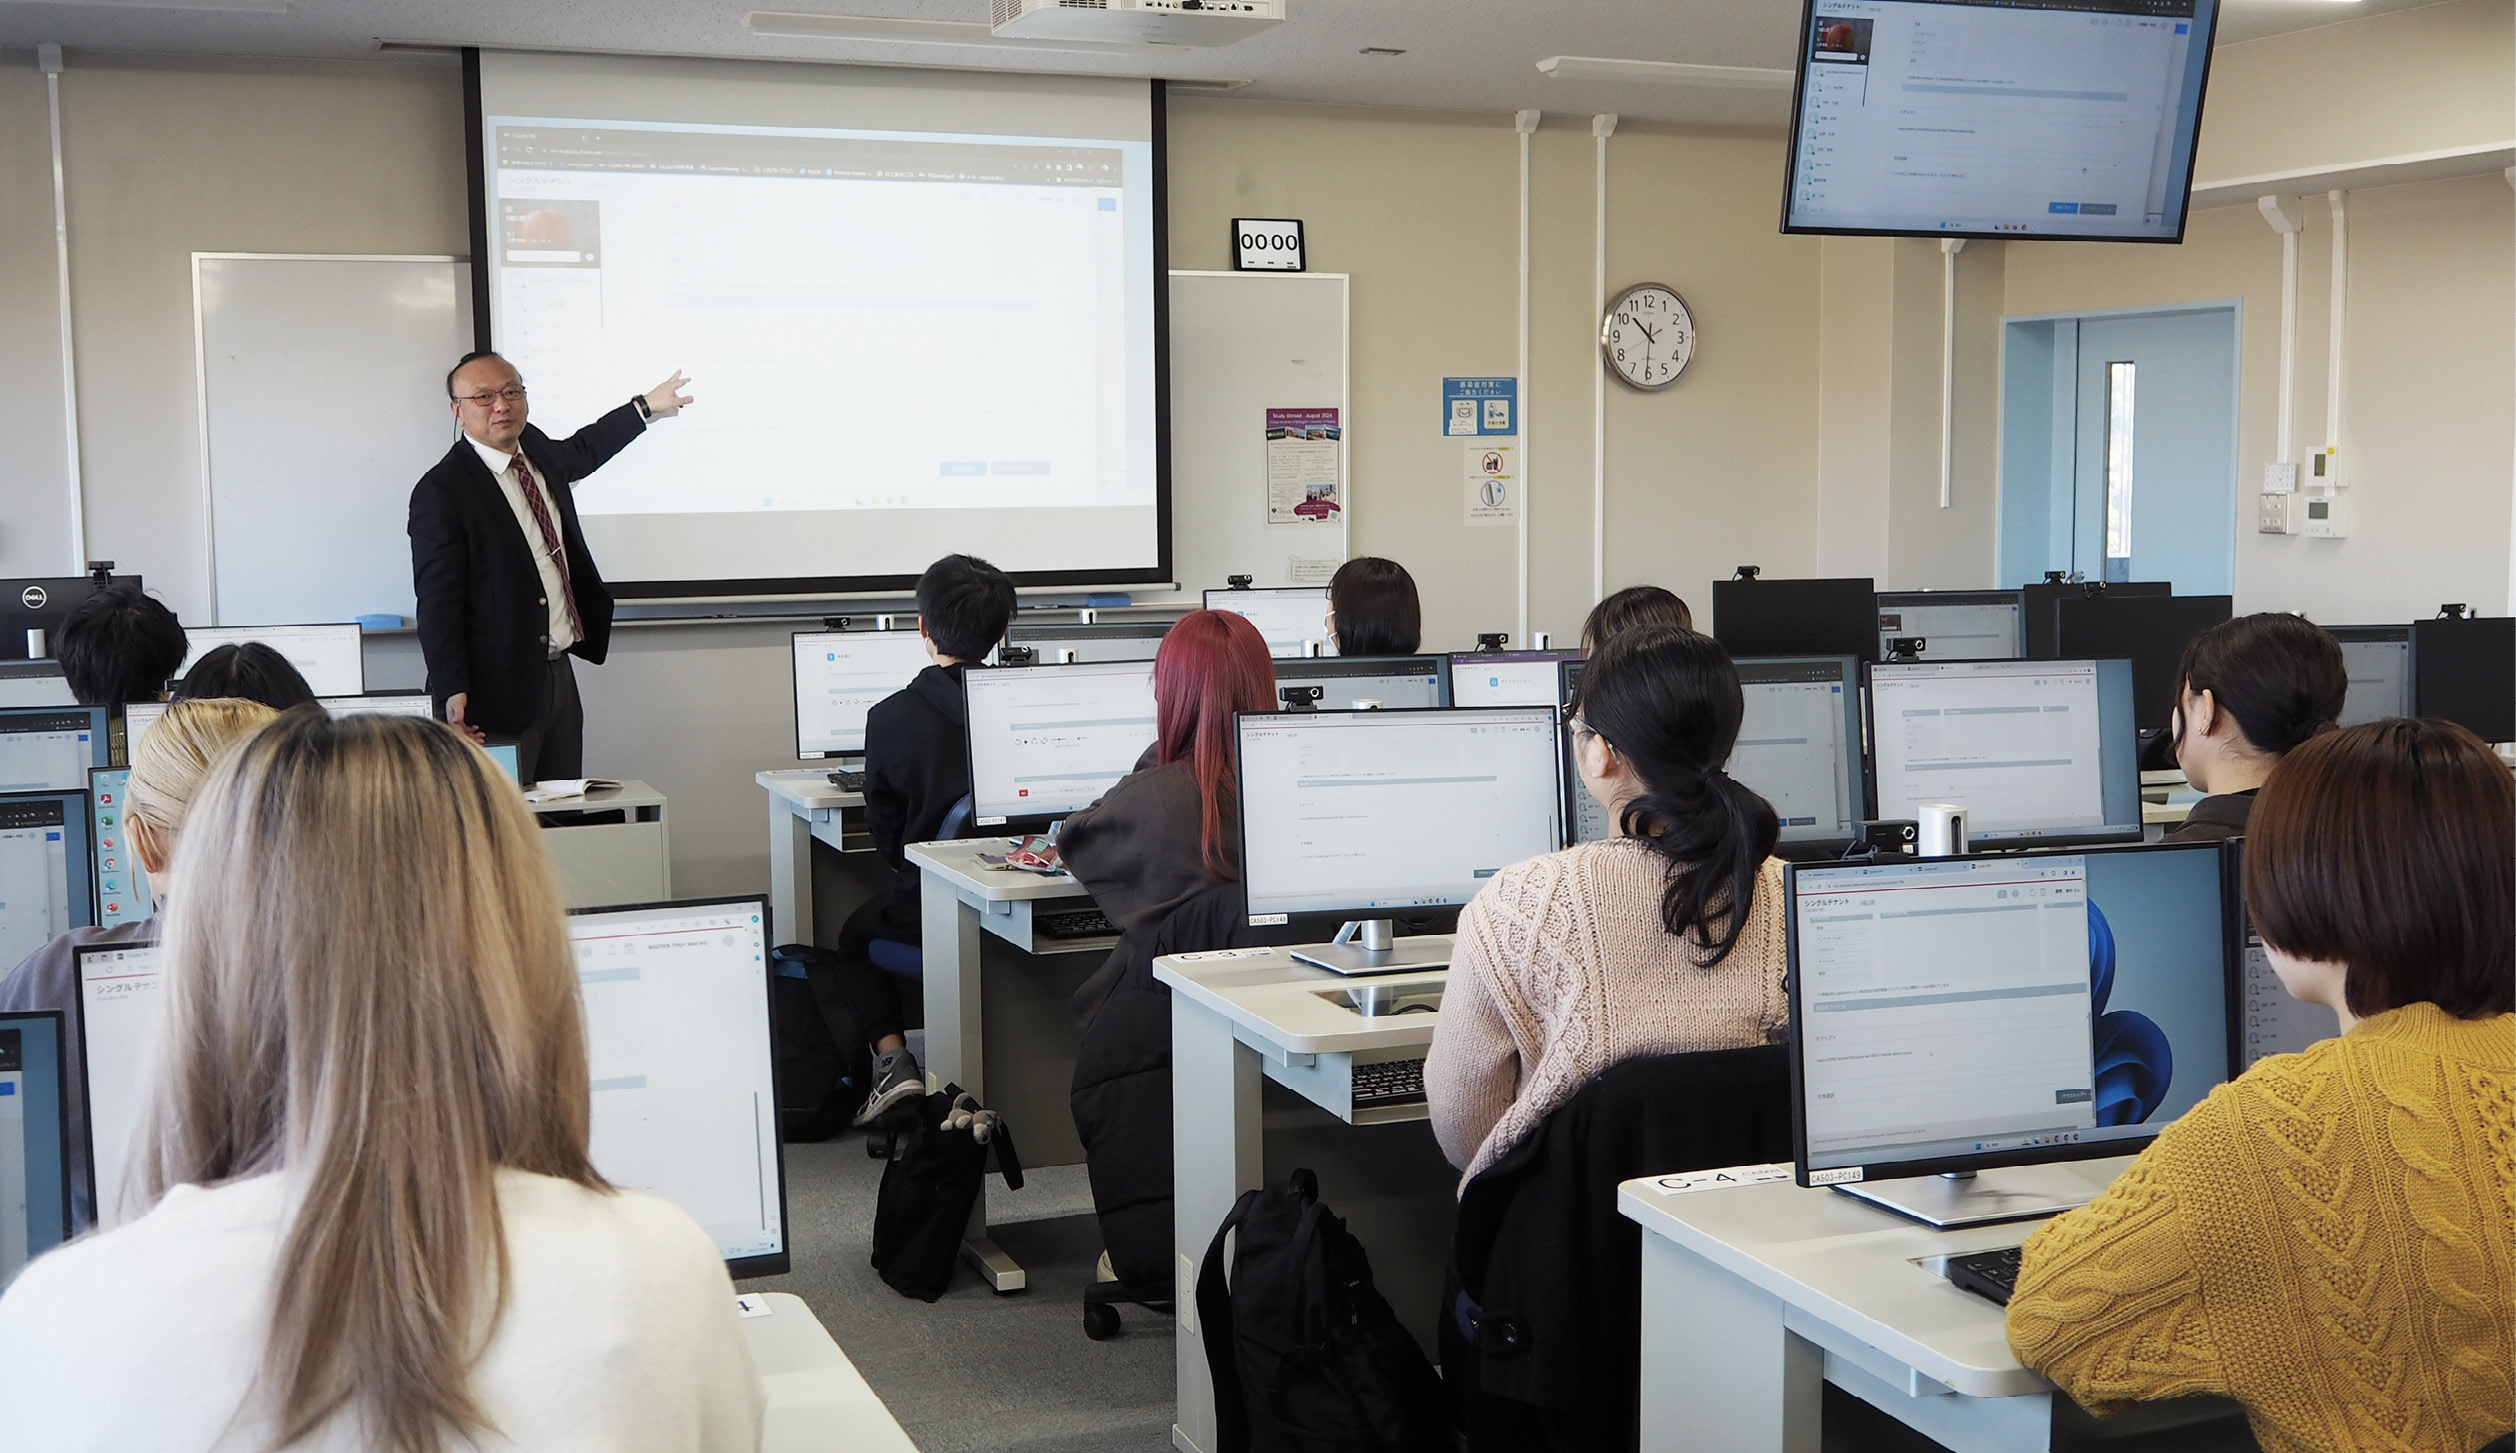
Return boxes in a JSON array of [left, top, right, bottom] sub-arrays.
[[990, 0, 1285, 46]]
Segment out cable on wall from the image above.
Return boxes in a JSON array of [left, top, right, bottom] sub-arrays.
[[2323, 190, 2346, 455], [1939, 238, 1964, 510], [1516, 109, 1540, 648], [2259, 194, 2304, 465], [1591, 113, 1616, 606], [41, 44, 86, 570]]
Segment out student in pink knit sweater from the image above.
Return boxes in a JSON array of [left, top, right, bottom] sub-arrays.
[[1425, 626, 1791, 1187]]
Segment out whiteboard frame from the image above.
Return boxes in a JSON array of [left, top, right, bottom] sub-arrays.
[[1163, 269, 1350, 598], [190, 252, 468, 623]]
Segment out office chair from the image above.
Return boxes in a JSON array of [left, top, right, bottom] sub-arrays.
[[865, 794, 974, 980]]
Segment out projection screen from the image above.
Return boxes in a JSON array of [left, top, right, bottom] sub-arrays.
[[469, 50, 1169, 598]]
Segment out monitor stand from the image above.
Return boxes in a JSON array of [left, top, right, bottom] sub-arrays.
[[1832, 1165, 2103, 1230], [1290, 918, 1455, 976]]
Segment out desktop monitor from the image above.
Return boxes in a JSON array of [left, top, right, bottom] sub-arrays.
[[1874, 590, 2024, 662], [1449, 651, 1577, 709], [1786, 841, 2238, 1226], [790, 629, 934, 759], [0, 574, 141, 663], [0, 1010, 72, 1290], [1562, 656, 1867, 856], [72, 940, 159, 1225], [2410, 616, 2515, 743], [1866, 658, 2142, 847], [2052, 593, 2233, 735], [175, 623, 364, 697], [121, 699, 167, 748], [317, 693, 435, 719], [0, 707, 110, 794], [2019, 581, 2169, 660], [1712, 577, 1878, 663], [566, 896, 788, 1276], [1204, 587, 1331, 659], [88, 768, 150, 929], [2325, 625, 2413, 727], [0, 663, 77, 709], [1274, 655, 1451, 712], [1005, 619, 1177, 665], [964, 660, 1159, 828], [1236, 707, 1564, 967], [0, 791, 97, 970]]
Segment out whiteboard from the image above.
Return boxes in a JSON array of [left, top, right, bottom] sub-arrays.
[[1162, 271, 1349, 598], [193, 254, 472, 626]]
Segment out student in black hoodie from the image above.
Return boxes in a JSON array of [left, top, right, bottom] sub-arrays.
[[838, 553, 1017, 1124]]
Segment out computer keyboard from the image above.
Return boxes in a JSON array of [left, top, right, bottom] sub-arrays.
[[1351, 1057, 1428, 1109], [1945, 1245, 2025, 1307], [825, 769, 867, 792], [1035, 907, 1115, 940]]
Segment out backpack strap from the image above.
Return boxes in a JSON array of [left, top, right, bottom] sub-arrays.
[[989, 1119, 1025, 1191], [1196, 1188, 1264, 1453]]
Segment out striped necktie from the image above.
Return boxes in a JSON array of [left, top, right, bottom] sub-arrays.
[[512, 454, 585, 641]]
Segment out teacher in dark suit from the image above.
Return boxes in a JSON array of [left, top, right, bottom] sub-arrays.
[[408, 351, 693, 783]]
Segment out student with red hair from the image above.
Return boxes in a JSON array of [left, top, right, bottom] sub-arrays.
[[1061, 609, 1276, 1015]]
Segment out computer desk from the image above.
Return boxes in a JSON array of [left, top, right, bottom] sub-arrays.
[[1615, 1160, 2135, 1453], [905, 838, 1119, 1293], [756, 768, 870, 945], [528, 780, 671, 908], [739, 1291, 918, 1452], [1154, 945, 1462, 1453]]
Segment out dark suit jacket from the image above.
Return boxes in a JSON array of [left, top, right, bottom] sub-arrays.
[[840, 664, 973, 950], [2162, 789, 2254, 844], [407, 403, 644, 733]]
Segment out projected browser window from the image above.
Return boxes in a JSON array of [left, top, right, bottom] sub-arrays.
[[483, 117, 1160, 587], [1786, 0, 2214, 240]]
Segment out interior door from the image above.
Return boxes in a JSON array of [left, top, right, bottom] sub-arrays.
[[2067, 309, 2238, 593]]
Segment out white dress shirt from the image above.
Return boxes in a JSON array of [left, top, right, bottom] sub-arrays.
[[0, 1168, 765, 1452], [471, 435, 579, 656]]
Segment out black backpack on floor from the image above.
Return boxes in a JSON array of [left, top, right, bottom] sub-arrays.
[[1195, 1168, 1447, 1453], [870, 1084, 1024, 1302], [768, 944, 871, 1143]]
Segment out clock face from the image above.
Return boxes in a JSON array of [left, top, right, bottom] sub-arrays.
[[1600, 284, 1695, 391]]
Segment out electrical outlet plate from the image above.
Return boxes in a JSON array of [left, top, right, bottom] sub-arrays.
[[2257, 493, 2296, 534]]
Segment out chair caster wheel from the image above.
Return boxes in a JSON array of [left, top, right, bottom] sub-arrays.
[[1083, 1302, 1122, 1340]]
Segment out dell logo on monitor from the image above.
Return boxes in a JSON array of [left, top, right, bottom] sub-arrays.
[[20, 585, 48, 610]]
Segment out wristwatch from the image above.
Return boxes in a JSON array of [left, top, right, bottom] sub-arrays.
[[631, 394, 653, 421]]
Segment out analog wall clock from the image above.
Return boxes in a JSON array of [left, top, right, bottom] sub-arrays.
[[1600, 282, 1696, 391]]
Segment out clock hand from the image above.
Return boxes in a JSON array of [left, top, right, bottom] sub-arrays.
[[1634, 318, 1658, 346]]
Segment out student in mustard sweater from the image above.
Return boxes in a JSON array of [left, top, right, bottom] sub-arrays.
[[2007, 718, 2514, 1453]]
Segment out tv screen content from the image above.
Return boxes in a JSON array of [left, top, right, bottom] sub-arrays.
[[1783, 0, 2221, 242]]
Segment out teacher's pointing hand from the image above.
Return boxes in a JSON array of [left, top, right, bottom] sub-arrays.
[[643, 371, 695, 420]]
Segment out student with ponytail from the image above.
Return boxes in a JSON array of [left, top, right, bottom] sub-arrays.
[[1426, 625, 1790, 1186], [2164, 613, 2348, 843], [1060, 608, 1277, 1022]]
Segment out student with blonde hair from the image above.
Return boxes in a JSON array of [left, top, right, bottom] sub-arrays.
[[0, 696, 277, 1228], [0, 712, 762, 1451]]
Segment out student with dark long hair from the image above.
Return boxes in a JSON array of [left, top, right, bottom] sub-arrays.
[[1061, 608, 1277, 1020], [1325, 556, 1422, 657], [2009, 719, 2512, 1453], [173, 641, 319, 712], [1579, 584, 1692, 655], [1425, 626, 1788, 1186], [2164, 612, 2347, 843]]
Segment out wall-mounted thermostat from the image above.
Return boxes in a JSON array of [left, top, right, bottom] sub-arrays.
[[1232, 218, 1305, 272]]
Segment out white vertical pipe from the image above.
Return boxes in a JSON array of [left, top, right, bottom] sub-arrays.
[[2323, 190, 2346, 453], [41, 45, 87, 571], [1515, 110, 1539, 648], [2259, 195, 2303, 465], [1590, 114, 1615, 606], [1938, 239, 1964, 510]]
